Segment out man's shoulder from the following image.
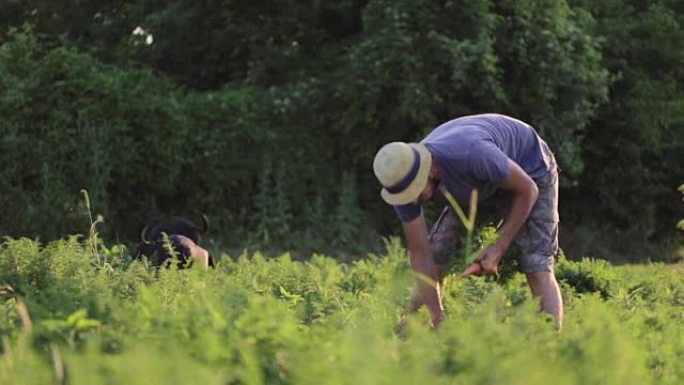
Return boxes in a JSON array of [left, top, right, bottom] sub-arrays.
[[461, 113, 528, 126], [394, 203, 421, 223], [423, 131, 489, 162], [423, 123, 481, 150], [424, 115, 508, 142], [431, 113, 530, 134]]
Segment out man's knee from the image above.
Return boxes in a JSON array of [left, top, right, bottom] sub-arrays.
[[525, 270, 559, 294], [525, 270, 563, 323], [526, 270, 555, 282]]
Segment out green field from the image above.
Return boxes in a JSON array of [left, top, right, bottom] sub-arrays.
[[0, 235, 682, 385], [1, 2, 682, 384]]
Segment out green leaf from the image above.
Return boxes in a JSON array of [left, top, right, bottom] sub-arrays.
[[66, 309, 88, 325], [75, 319, 101, 329]]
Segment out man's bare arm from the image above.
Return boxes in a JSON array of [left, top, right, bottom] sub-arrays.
[[403, 213, 444, 326], [462, 159, 538, 276], [496, 159, 539, 249]]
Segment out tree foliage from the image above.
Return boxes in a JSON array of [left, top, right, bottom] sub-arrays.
[[568, 0, 684, 241], [0, 1, 681, 260]]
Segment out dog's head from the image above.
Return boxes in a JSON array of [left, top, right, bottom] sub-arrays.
[[140, 214, 209, 245]]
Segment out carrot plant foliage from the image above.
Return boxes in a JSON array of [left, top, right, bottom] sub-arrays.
[[0, 236, 683, 385]]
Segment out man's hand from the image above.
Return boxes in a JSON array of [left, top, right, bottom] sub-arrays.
[[461, 243, 506, 277]]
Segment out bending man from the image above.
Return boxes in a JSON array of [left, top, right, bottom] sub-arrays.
[[372, 113, 563, 328]]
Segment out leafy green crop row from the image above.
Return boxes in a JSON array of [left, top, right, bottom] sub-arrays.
[[0, 235, 683, 384]]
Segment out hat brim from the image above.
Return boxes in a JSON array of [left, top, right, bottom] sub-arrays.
[[380, 143, 432, 206]]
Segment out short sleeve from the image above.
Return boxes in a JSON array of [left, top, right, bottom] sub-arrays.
[[468, 142, 510, 185], [394, 203, 421, 223]]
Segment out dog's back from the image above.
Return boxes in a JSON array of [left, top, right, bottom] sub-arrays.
[[136, 215, 214, 269], [143, 215, 209, 244], [135, 234, 212, 269]]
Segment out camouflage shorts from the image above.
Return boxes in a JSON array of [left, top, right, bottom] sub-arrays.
[[429, 165, 559, 274]]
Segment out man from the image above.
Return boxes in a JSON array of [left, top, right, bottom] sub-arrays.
[[372, 113, 563, 328]]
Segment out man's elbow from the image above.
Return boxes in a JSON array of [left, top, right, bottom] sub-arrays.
[[530, 181, 539, 201], [512, 178, 538, 203]]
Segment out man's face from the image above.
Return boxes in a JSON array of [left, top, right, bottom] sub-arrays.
[[412, 176, 438, 205]]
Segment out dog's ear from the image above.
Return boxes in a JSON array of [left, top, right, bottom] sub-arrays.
[[200, 214, 210, 234], [139, 224, 153, 244]]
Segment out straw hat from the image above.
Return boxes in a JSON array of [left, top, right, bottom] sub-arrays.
[[373, 142, 432, 205]]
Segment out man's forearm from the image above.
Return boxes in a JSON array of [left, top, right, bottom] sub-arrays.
[[495, 160, 541, 249], [403, 215, 444, 325], [499, 187, 538, 248], [410, 252, 443, 318]]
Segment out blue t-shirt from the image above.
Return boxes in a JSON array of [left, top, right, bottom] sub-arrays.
[[394, 114, 554, 223]]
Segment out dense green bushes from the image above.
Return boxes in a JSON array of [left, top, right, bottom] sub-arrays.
[[1, 236, 684, 384], [0, 27, 371, 251], [0, 29, 196, 239], [569, 1, 684, 246]]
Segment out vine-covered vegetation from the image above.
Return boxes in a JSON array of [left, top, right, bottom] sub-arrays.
[[0, 1, 682, 260]]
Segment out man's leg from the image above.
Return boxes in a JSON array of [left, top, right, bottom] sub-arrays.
[[517, 163, 563, 325], [526, 271, 563, 325]]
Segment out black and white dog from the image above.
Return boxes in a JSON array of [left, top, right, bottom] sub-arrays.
[[135, 215, 215, 269]]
